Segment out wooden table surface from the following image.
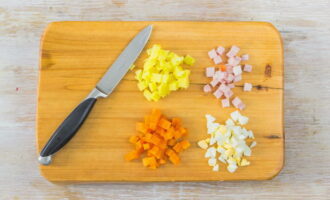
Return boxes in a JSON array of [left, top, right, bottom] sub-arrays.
[[0, 0, 329, 199]]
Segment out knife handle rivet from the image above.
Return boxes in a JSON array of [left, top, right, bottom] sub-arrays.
[[38, 155, 52, 165]]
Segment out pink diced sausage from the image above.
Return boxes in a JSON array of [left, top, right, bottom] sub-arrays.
[[243, 83, 252, 92], [241, 54, 249, 61], [216, 46, 225, 55], [233, 65, 242, 76], [221, 98, 230, 108], [224, 89, 233, 98], [206, 67, 215, 77], [234, 74, 242, 82], [226, 74, 235, 83], [226, 45, 240, 57], [232, 97, 243, 108], [243, 64, 253, 72], [213, 87, 223, 99], [226, 64, 233, 74], [238, 102, 246, 110], [208, 49, 217, 59], [210, 76, 220, 87], [215, 71, 226, 80], [219, 83, 229, 92], [203, 84, 212, 93], [213, 55, 222, 64], [228, 83, 235, 88]]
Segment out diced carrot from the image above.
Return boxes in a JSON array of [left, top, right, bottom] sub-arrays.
[[126, 109, 190, 169], [136, 122, 147, 133], [179, 127, 188, 136], [142, 133, 153, 143], [135, 140, 143, 151], [125, 150, 140, 161], [149, 146, 162, 159], [143, 143, 151, 150], [159, 159, 167, 164], [165, 148, 176, 157], [172, 117, 182, 129], [180, 140, 191, 150], [167, 138, 176, 146], [158, 118, 172, 130], [220, 64, 226, 72], [150, 109, 162, 130], [150, 134, 162, 145], [129, 135, 139, 144], [144, 115, 151, 130], [169, 152, 180, 165], [174, 130, 183, 139], [173, 142, 183, 153], [157, 140, 167, 150]]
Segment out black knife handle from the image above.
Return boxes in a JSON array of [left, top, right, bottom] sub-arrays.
[[40, 98, 97, 160]]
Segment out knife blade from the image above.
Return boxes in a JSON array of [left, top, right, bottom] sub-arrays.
[[38, 25, 153, 165]]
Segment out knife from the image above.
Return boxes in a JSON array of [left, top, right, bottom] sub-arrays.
[[38, 25, 153, 165]]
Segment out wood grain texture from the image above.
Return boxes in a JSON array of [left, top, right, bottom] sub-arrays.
[[37, 21, 283, 181], [0, 0, 329, 199]]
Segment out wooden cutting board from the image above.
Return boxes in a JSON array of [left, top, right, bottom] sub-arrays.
[[37, 21, 284, 182]]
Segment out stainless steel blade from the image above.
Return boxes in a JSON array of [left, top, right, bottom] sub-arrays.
[[96, 25, 152, 95]]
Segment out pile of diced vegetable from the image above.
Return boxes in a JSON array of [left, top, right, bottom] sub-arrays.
[[198, 111, 257, 173], [125, 109, 190, 169], [135, 44, 195, 101], [204, 45, 253, 110]]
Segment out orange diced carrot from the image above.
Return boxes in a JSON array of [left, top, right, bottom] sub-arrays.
[[149, 146, 162, 159], [173, 142, 183, 153], [150, 109, 162, 130], [220, 64, 226, 72], [169, 152, 180, 165], [136, 122, 147, 133], [172, 117, 181, 129], [159, 159, 167, 165], [142, 156, 158, 168], [179, 127, 188, 136], [167, 138, 176, 146], [174, 130, 183, 139], [142, 133, 153, 143], [150, 134, 162, 145], [165, 148, 176, 157], [179, 140, 191, 150], [125, 150, 140, 161], [143, 143, 151, 150], [158, 118, 172, 130], [157, 140, 167, 150], [129, 135, 139, 144], [135, 140, 143, 151]]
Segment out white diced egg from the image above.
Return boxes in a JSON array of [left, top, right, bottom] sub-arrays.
[[250, 141, 257, 148], [226, 119, 235, 126], [240, 159, 250, 166], [199, 112, 256, 173], [218, 156, 226, 164], [212, 164, 219, 171], [230, 110, 241, 121], [227, 164, 238, 173], [198, 140, 208, 149], [238, 115, 249, 125], [208, 158, 217, 166], [205, 114, 216, 123]]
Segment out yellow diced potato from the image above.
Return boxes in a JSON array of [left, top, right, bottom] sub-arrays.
[[151, 73, 162, 83], [169, 82, 178, 91], [137, 81, 147, 91], [151, 91, 160, 101], [183, 55, 196, 66], [143, 90, 152, 101], [148, 82, 157, 92]]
